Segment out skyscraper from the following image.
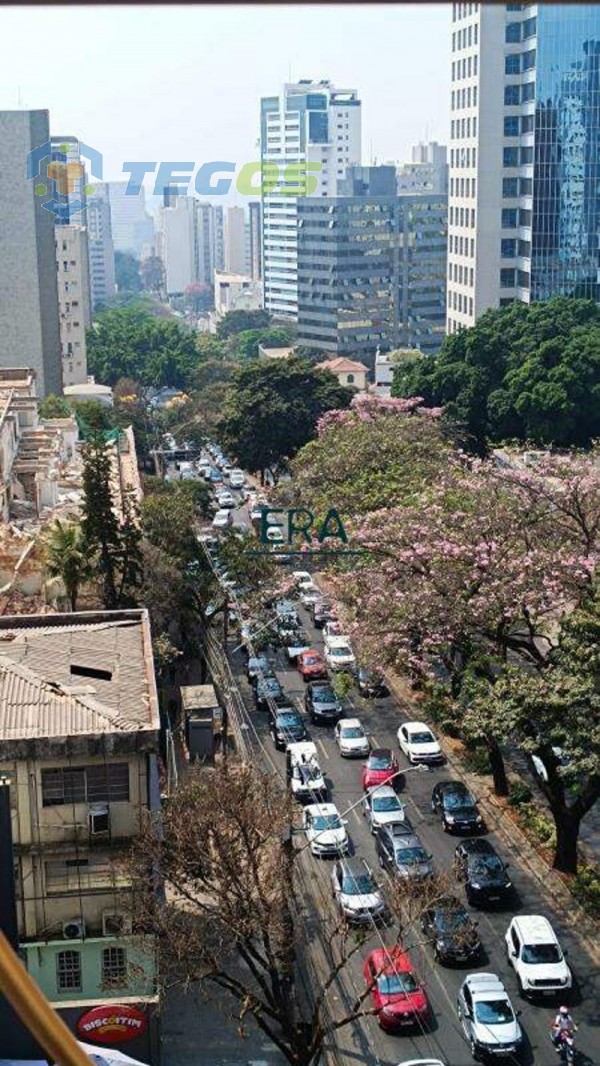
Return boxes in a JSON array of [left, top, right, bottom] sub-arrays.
[[297, 167, 447, 359], [158, 198, 224, 295], [223, 206, 247, 274], [55, 224, 91, 387], [86, 184, 116, 310], [260, 80, 361, 319], [0, 110, 61, 396], [448, 2, 600, 332], [397, 141, 449, 195], [247, 201, 262, 280], [105, 181, 154, 257]]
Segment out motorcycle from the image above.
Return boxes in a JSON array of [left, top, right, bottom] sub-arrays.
[[552, 1027, 577, 1064]]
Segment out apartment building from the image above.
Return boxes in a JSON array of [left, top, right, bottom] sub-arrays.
[[448, 2, 600, 331], [0, 609, 161, 1062], [55, 225, 91, 387], [86, 185, 116, 311]]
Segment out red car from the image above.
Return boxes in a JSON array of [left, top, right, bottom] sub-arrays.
[[297, 650, 328, 682], [363, 947, 429, 1032], [361, 748, 401, 791]]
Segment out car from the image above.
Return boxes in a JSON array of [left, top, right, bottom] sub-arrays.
[[375, 827, 433, 880], [266, 527, 285, 544], [302, 802, 349, 857], [362, 748, 401, 791], [269, 707, 309, 750], [313, 600, 336, 628], [331, 858, 386, 924], [457, 973, 522, 1060], [288, 742, 327, 803], [397, 721, 444, 764], [363, 947, 430, 1032], [334, 718, 370, 758], [505, 915, 572, 999], [305, 681, 342, 724], [297, 650, 328, 682], [454, 839, 513, 907], [212, 508, 233, 529], [180, 468, 197, 481], [323, 619, 344, 638], [216, 491, 235, 509], [431, 781, 485, 834], [246, 655, 271, 683], [255, 675, 284, 710], [357, 666, 388, 698], [292, 570, 315, 590], [324, 636, 357, 673], [229, 469, 245, 489], [362, 784, 408, 834], [274, 599, 299, 627], [284, 630, 312, 663], [421, 896, 482, 964], [300, 586, 322, 608]]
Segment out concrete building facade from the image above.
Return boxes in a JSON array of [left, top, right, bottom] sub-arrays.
[[447, 2, 600, 332], [86, 185, 116, 311], [397, 141, 449, 195], [247, 201, 262, 279], [260, 80, 361, 319], [55, 225, 91, 387], [223, 206, 247, 275], [105, 181, 154, 258], [0, 111, 62, 397]]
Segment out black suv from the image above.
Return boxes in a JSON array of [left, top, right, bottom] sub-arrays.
[[357, 667, 388, 698], [431, 781, 485, 834], [454, 838, 513, 907], [305, 682, 342, 724], [421, 895, 482, 964], [268, 708, 309, 750], [255, 675, 284, 711]]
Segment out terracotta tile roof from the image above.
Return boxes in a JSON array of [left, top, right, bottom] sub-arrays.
[[318, 357, 369, 373]]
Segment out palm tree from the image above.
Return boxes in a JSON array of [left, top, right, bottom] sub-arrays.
[[44, 519, 91, 611]]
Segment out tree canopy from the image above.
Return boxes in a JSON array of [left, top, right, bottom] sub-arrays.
[[394, 297, 600, 448], [218, 357, 354, 477], [216, 308, 270, 339], [114, 250, 142, 294], [87, 305, 200, 388]]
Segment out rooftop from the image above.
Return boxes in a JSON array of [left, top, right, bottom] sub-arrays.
[[0, 610, 160, 757], [318, 357, 369, 374]]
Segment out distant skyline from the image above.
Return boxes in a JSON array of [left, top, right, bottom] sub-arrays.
[[1, 4, 450, 204]]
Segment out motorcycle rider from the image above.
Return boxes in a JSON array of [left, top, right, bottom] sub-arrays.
[[551, 1005, 577, 1050]]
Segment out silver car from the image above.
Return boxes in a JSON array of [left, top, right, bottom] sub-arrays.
[[362, 784, 407, 833], [376, 829, 434, 881], [331, 858, 386, 924]]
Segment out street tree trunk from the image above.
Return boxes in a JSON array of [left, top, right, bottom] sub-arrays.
[[551, 807, 580, 875], [486, 735, 509, 796]]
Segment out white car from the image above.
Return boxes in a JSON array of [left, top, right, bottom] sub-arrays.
[[302, 802, 349, 857], [324, 636, 356, 673], [212, 509, 233, 530], [288, 742, 327, 804], [300, 587, 322, 608], [292, 570, 315, 589], [362, 784, 407, 833], [229, 469, 245, 489], [334, 718, 370, 758], [331, 858, 386, 924], [397, 721, 444, 765], [216, 491, 235, 509], [505, 915, 572, 998], [457, 973, 522, 1060], [266, 527, 285, 544], [180, 468, 197, 481]]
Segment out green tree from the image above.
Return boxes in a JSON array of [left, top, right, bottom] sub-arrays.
[[43, 519, 91, 611], [115, 251, 142, 293], [87, 306, 200, 388], [218, 357, 354, 481], [394, 297, 600, 449], [140, 256, 165, 294], [196, 334, 228, 362], [216, 308, 270, 339], [228, 326, 293, 360], [141, 487, 200, 563], [81, 431, 143, 608], [38, 394, 72, 419], [185, 282, 213, 313]]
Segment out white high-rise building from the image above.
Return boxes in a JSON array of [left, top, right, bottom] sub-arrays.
[[260, 80, 361, 319], [397, 141, 448, 195], [223, 206, 247, 275], [158, 198, 224, 295], [55, 224, 91, 388], [447, 2, 600, 333]]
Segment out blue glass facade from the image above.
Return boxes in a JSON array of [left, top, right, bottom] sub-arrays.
[[532, 4, 600, 300]]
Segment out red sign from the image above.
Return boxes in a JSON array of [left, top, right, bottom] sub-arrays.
[[76, 1004, 148, 1044]]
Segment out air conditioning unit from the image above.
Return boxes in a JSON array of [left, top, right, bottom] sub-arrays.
[[63, 918, 85, 940], [89, 803, 110, 836], [102, 911, 132, 937]]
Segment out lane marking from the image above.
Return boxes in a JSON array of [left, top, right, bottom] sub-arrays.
[[316, 737, 330, 760]]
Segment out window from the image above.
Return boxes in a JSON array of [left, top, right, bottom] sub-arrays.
[[523, 15, 536, 37], [346, 374, 355, 384], [522, 81, 535, 101], [518, 270, 530, 288], [474, 23, 478, 44], [501, 238, 516, 257], [504, 116, 519, 136], [505, 22, 521, 43], [502, 208, 517, 227], [518, 239, 531, 257], [520, 177, 533, 195], [46, 856, 129, 893], [521, 114, 534, 134], [519, 208, 532, 226], [503, 177, 518, 197], [503, 147, 519, 166], [505, 54, 520, 74], [101, 947, 128, 987], [474, 54, 478, 76], [41, 764, 130, 807], [523, 49, 536, 70], [500, 268, 516, 287], [56, 950, 82, 992], [504, 85, 520, 106], [520, 146, 533, 164]]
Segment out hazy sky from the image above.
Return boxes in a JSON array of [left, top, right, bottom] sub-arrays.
[[0, 4, 450, 203]]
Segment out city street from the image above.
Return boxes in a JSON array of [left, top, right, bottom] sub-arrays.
[[226, 587, 600, 1066]]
